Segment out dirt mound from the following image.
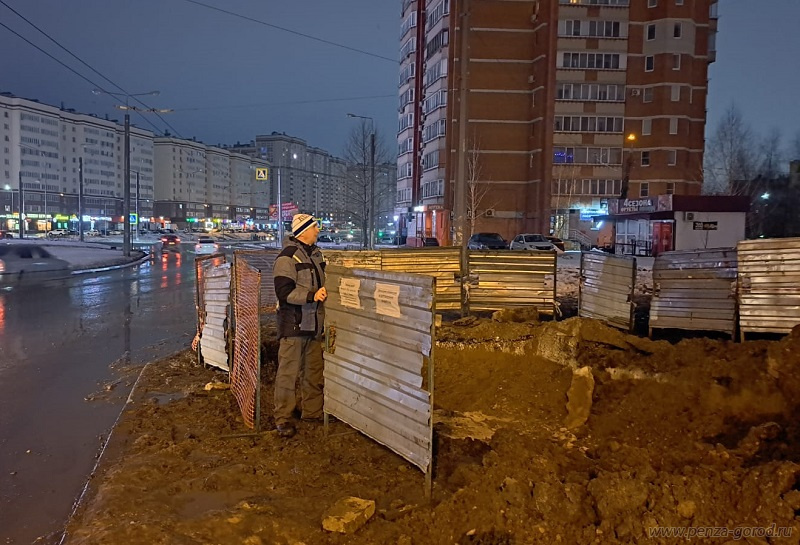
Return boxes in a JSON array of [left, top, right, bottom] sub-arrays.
[[64, 318, 800, 544]]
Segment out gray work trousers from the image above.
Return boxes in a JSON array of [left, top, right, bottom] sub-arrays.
[[274, 336, 324, 425]]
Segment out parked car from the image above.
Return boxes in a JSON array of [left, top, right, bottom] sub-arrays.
[[160, 234, 181, 252], [546, 236, 566, 252], [0, 230, 14, 239], [509, 233, 556, 251], [317, 234, 335, 244], [108, 229, 123, 236], [47, 229, 70, 239], [86, 229, 101, 237], [467, 232, 508, 250], [194, 236, 219, 255], [0, 243, 71, 285]]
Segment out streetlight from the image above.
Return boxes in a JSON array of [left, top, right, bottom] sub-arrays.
[[347, 113, 376, 250], [621, 133, 637, 199], [92, 89, 170, 256]]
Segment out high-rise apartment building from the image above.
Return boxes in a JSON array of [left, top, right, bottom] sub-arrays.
[[397, 0, 718, 245]]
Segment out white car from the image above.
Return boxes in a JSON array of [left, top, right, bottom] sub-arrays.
[[509, 233, 556, 251], [86, 229, 101, 237], [0, 243, 71, 285], [194, 236, 219, 255], [46, 229, 70, 239]]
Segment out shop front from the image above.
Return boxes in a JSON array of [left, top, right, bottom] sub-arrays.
[[604, 195, 750, 257]]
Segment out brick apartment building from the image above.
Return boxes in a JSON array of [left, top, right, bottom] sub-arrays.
[[397, 0, 718, 246]]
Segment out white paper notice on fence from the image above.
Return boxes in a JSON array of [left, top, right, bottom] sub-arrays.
[[374, 282, 402, 318], [339, 277, 362, 309]]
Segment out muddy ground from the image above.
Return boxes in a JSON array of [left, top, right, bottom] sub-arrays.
[[62, 301, 800, 545]]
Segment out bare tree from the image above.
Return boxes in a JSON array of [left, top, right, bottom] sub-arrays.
[[704, 103, 759, 196], [465, 142, 499, 237], [757, 127, 784, 180], [342, 120, 391, 248], [790, 129, 800, 161]]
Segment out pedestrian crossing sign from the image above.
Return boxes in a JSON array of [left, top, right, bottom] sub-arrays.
[[255, 168, 269, 181]]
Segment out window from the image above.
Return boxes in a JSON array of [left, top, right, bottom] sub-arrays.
[[676, 0, 684, 5], [666, 182, 675, 194], [673, 54, 681, 70], [646, 24, 656, 41], [640, 182, 649, 197], [648, 0, 657, 6], [669, 118, 678, 134], [667, 150, 677, 165], [642, 119, 652, 135], [673, 23, 682, 38], [645, 56, 654, 72], [643, 87, 654, 102], [641, 151, 650, 166], [671, 85, 680, 101]]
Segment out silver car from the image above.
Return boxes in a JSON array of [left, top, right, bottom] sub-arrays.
[[194, 236, 219, 255], [0, 243, 72, 285], [509, 233, 556, 251]]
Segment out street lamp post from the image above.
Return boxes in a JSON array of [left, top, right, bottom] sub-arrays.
[[92, 89, 169, 255], [621, 133, 637, 199], [347, 113, 376, 250]]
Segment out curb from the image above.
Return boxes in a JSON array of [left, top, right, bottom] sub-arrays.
[[71, 252, 150, 276]]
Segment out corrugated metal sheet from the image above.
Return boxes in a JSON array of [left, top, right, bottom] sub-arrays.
[[233, 249, 280, 313], [650, 248, 738, 337], [466, 250, 557, 313], [380, 247, 462, 311], [324, 265, 434, 474], [738, 237, 800, 338], [200, 262, 231, 371], [323, 250, 382, 270], [579, 252, 636, 330]]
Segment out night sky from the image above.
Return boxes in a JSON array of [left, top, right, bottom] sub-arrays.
[[1, 0, 797, 160]]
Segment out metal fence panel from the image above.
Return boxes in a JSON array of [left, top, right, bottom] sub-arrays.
[[323, 265, 435, 477], [199, 262, 231, 371], [650, 248, 738, 337], [738, 237, 800, 337], [194, 254, 227, 364], [579, 252, 636, 330], [324, 250, 382, 270], [233, 249, 281, 313], [466, 250, 557, 314], [231, 256, 262, 430], [381, 247, 462, 311]]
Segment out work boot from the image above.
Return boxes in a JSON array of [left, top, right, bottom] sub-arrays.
[[276, 422, 296, 438]]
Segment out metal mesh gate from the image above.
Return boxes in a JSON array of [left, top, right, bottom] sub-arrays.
[[231, 255, 262, 430], [234, 249, 281, 313]]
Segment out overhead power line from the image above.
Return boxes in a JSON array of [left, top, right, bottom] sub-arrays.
[[0, 0, 183, 137], [173, 94, 396, 112], [178, 0, 397, 64]]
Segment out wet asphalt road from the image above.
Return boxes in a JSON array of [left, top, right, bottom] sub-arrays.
[[0, 249, 198, 544]]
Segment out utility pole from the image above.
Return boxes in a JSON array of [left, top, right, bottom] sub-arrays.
[[369, 131, 376, 250], [79, 157, 84, 242], [17, 169, 24, 239], [277, 168, 283, 245], [135, 170, 140, 241], [123, 113, 131, 256], [453, 0, 470, 247]]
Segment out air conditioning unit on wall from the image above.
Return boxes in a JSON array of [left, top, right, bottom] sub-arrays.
[[684, 212, 695, 221], [631, 88, 641, 96], [485, 208, 496, 217]]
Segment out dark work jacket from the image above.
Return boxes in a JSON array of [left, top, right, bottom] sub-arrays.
[[273, 237, 326, 339]]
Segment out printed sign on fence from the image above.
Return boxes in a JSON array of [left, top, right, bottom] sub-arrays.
[[339, 277, 362, 309], [374, 282, 402, 318]]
